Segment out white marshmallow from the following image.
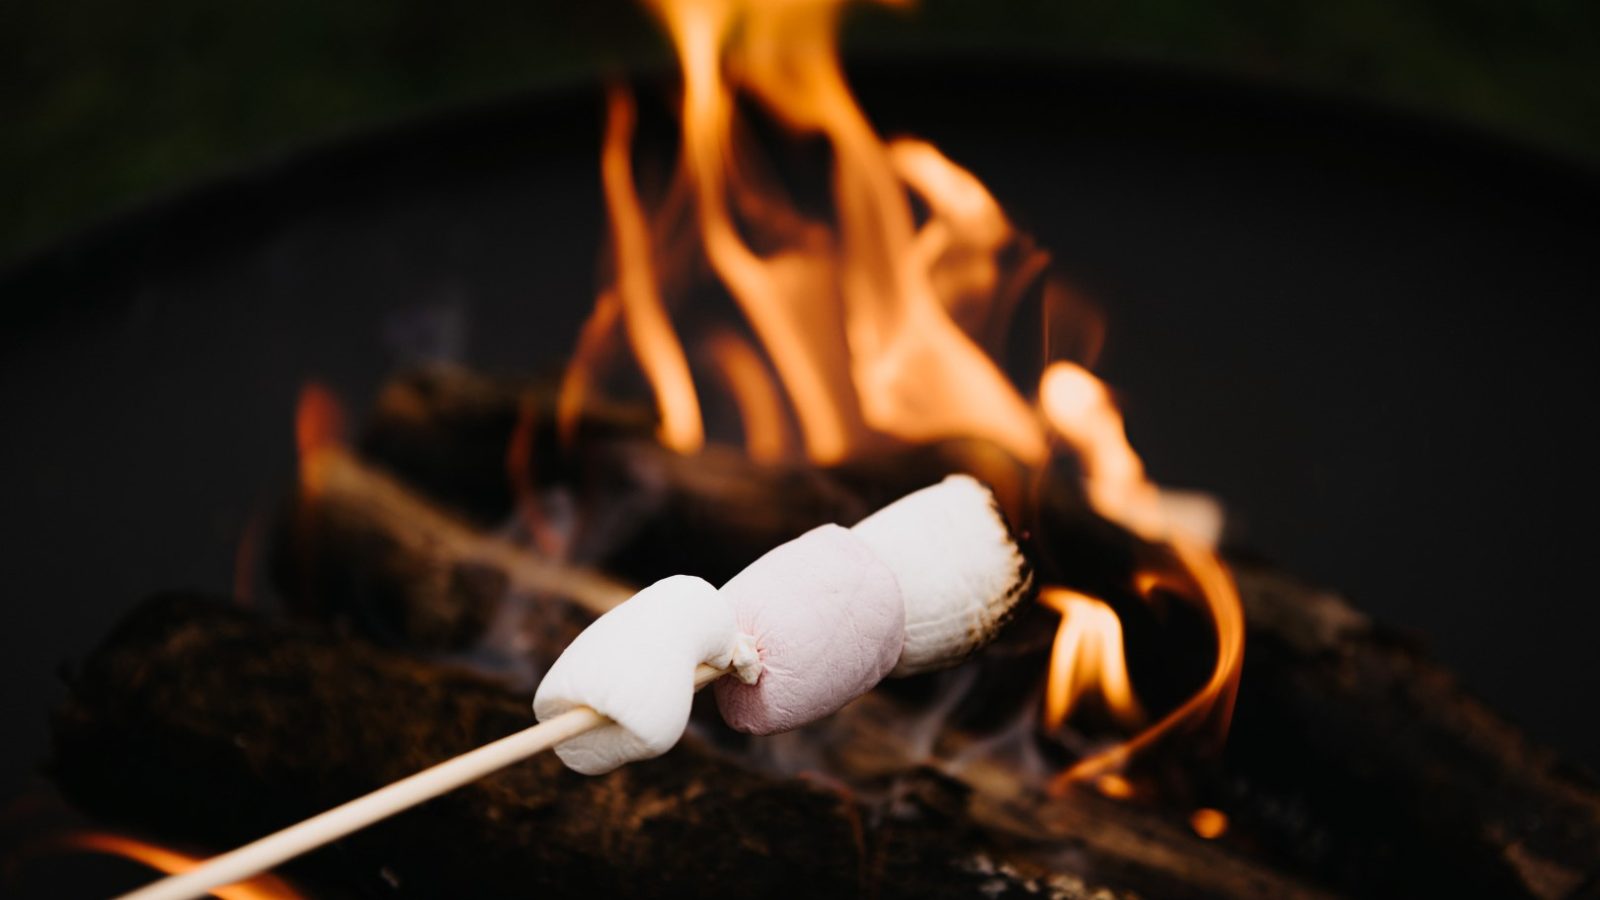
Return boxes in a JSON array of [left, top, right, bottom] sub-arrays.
[[851, 474, 1031, 676], [532, 575, 753, 774], [713, 524, 905, 735]]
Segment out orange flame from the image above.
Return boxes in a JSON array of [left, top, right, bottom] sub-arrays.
[[600, 88, 703, 453], [506, 390, 566, 557], [564, 0, 1045, 464], [703, 329, 791, 463], [57, 833, 301, 899], [1040, 361, 1244, 788], [1039, 588, 1144, 731], [565, 0, 1246, 791], [294, 382, 344, 497]]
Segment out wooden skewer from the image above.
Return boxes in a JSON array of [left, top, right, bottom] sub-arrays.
[[117, 664, 729, 900]]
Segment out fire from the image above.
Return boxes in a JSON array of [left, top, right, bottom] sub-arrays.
[[1040, 360, 1244, 788], [56, 833, 300, 899], [294, 382, 344, 497], [507, 389, 566, 557], [599, 87, 703, 454], [563, 0, 1246, 792], [1039, 588, 1144, 731], [704, 329, 791, 462], [562, 0, 1044, 464]]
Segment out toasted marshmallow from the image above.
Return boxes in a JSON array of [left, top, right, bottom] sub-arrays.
[[851, 474, 1031, 675]]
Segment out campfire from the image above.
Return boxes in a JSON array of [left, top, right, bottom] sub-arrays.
[[33, 0, 1600, 898]]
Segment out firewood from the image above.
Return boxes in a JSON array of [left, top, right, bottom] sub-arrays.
[[51, 594, 1135, 900], [1219, 566, 1600, 900], [358, 366, 654, 525], [285, 368, 1600, 896], [354, 367, 1010, 586], [274, 444, 630, 651]]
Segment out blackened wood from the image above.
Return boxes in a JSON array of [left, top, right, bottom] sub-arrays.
[[1219, 567, 1600, 900], [358, 366, 653, 525], [273, 446, 630, 651]]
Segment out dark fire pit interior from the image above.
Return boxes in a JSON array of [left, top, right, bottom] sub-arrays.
[[3, 52, 1598, 899]]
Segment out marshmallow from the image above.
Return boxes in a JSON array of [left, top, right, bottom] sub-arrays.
[[851, 474, 1031, 676], [532, 575, 754, 774], [714, 525, 905, 734]]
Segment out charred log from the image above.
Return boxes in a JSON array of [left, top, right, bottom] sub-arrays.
[[1219, 566, 1600, 900], [50, 594, 1134, 900], [273, 445, 630, 651], [273, 369, 1600, 897]]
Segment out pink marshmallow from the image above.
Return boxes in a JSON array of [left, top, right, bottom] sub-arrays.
[[714, 524, 905, 735]]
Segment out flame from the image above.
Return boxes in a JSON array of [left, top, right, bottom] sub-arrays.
[[703, 329, 791, 463], [1040, 360, 1245, 788], [507, 390, 565, 556], [1039, 588, 1144, 731], [562, 0, 1246, 792], [294, 382, 344, 497], [600, 88, 703, 453], [57, 833, 300, 899], [564, 0, 1045, 464]]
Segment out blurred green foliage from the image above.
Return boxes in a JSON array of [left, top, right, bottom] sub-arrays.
[[2, 0, 1597, 265]]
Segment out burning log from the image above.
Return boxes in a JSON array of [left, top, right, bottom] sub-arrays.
[[276, 441, 631, 650], [51, 593, 1140, 899], [269, 370, 1600, 897], [360, 366, 871, 579], [356, 366, 653, 525]]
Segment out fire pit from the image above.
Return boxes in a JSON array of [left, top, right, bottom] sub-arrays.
[[4, 3, 1599, 898]]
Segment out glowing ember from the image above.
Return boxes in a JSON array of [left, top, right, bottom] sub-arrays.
[[57, 833, 300, 899], [1190, 808, 1230, 840], [1093, 773, 1136, 799], [562, 0, 1247, 793]]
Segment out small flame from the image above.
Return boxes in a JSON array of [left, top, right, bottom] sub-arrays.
[[1038, 362, 1244, 788], [1039, 588, 1144, 731], [294, 382, 344, 497], [599, 88, 703, 453], [703, 329, 791, 463], [57, 833, 300, 899], [1039, 363, 1165, 543]]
